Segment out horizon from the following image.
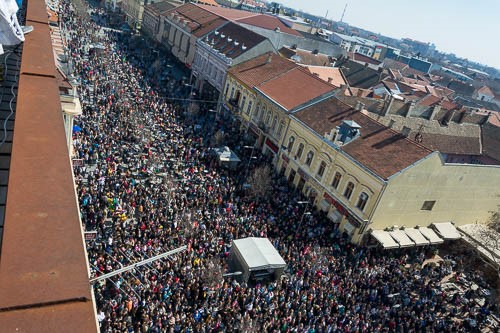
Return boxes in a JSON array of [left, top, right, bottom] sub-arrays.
[[277, 0, 500, 70]]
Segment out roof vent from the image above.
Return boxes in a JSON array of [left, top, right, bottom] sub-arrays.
[[214, 30, 219, 35], [241, 43, 247, 50], [354, 101, 365, 111], [335, 120, 362, 145], [401, 126, 411, 137], [291, 44, 297, 49], [312, 49, 319, 55], [275, 26, 281, 32], [220, 33, 226, 38], [228, 37, 233, 42], [234, 40, 239, 46]]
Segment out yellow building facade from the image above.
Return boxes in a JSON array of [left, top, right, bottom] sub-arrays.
[[275, 97, 500, 246]]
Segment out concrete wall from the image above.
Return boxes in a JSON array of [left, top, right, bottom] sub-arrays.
[[238, 23, 345, 57], [371, 152, 500, 229]]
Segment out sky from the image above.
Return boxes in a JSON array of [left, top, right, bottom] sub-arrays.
[[279, 0, 500, 69]]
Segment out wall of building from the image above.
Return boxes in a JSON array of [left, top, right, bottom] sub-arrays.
[[370, 152, 500, 230], [278, 117, 385, 241], [238, 24, 345, 57]]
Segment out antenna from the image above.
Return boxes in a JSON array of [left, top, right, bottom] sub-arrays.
[[340, 3, 348, 22]]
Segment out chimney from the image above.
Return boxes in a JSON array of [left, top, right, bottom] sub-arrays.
[[327, 77, 333, 84], [406, 100, 415, 118], [401, 126, 411, 137], [429, 102, 441, 121], [382, 94, 395, 116], [355, 100, 365, 111], [266, 53, 273, 64]]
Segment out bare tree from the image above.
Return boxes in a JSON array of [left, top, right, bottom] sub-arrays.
[[246, 165, 272, 200], [201, 257, 224, 288], [212, 130, 225, 147]]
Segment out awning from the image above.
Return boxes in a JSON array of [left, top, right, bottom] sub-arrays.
[[232, 237, 286, 271], [418, 227, 444, 244], [319, 199, 330, 212], [371, 230, 399, 249], [404, 228, 430, 246], [389, 229, 415, 247], [432, 222, 461, 240], [328, 210, 342, 223]]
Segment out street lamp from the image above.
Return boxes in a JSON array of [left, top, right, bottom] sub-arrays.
[[298, 200, 311, 225]]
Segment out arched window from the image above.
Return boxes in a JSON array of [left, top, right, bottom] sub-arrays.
[[287, 136, 295, 151], [331, 172, 342, 189], [296, 143, 304, 159], [344, 182, 354, 200], [271, 116, 278, 132], [277, 121, 284, 137], [254, 104, 261, 119], [246, 100, 253, 115], [356, 192, 369, 211], [317, 161, 326, 178], [305, 150, 314, 166]]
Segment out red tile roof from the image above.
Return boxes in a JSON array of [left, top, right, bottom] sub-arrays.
[[168, 3, 228, 37], [256, 67, 336, 110], [294, 98, 432, 179], [237, 14, 303, 37], [302, 65, 345, 88], [477, 85, 494, 97], [197, 4, 259, 20], [0, 0, 96, 330], [228, 53, 299, 88], [197, 0, 220, 6]]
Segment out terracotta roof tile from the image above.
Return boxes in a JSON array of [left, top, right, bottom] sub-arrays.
[[301, 65, 345, 88], [196, 4, 259, 20], [228, 53, 299, 88], [294, 98, 432, 179], [416, 133, 481, 155], [256, 67, 336, 110], [477, 85, 494, 96]]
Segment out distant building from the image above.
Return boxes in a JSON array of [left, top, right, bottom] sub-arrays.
[[473, 86, 495, 102], [142, 1, 182, 39], [330, 32, 400, 61]]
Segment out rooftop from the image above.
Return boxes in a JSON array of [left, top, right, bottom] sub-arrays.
[[301, 65, 346, 88], [0, 0, 96, 330], [145, 0, 182, 16], [203, 22, 266, 59], [294, 98, 432, 179], [228, 52, 299, 88], [168, 3, 228, 37], [279, 46, 333, 66], [197, 3, 259, 21], [256, 67, 336, 111], [237, 14, 303, 37]]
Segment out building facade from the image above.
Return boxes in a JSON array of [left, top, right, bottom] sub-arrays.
[[223, 54, 336, 159], [276, 97, 500, 247], [191, 22, 276, 103], [160, 3, 227, 67]]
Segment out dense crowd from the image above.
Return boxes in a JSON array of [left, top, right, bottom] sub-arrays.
[[59, 1, 497, 332]]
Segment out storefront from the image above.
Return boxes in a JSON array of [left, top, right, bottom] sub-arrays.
[[323, 192, 362, 234]]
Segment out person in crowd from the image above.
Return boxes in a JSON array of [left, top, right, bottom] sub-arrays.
[[58, 1, 497, 332]]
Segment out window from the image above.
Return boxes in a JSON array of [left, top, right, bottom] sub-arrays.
[[344, 182, 354, 200], [277, 121, 284, 138], [421, 201, 436, 211], [317, 161, 326, 178], [305, 151, 314, 166], [356, 192, 369, 211], [241, 96, 246, 109], [287, 136, 295, 151], [225, 83, 229, 97], [331, 172, 342, 189], [265, 110, 271, 124], [230, 87, 235, 99], [246, 101, 253, 115], [254, 104, 261, 119], [271, 116, 278, 132], [260, 106, 266, 121], [296, 143, 304, 159]]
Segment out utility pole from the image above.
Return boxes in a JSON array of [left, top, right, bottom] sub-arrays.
[[340, 3, 348, 23]]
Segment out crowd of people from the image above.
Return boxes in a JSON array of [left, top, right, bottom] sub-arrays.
[[59, 0, 497, 332]]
